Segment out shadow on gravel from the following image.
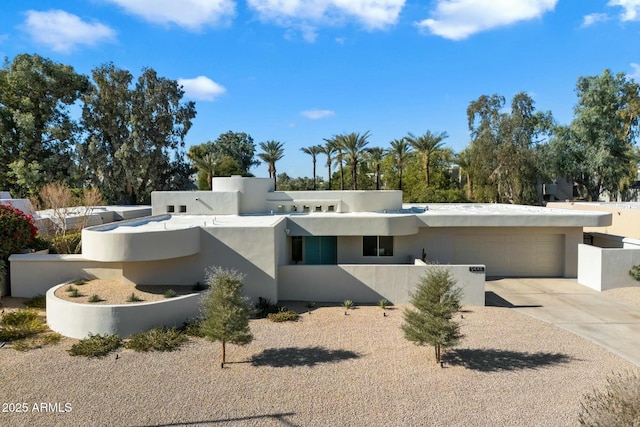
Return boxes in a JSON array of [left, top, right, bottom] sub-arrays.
[[485, 291, 543, 308], [442, 348, 573, 372], [251, 346, 360, 368], [131, 412, 298, 427]]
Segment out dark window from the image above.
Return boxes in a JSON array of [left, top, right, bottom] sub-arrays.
[[363, 236, 393, 257], [179, 205, 187, 213], [291, 236, 303, 263], [167, 205, 175, 213]]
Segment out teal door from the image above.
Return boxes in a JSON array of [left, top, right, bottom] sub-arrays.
[[304, 236, 337, 265]]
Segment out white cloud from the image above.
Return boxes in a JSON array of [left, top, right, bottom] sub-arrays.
[[415, 0, 557, 41], [629, 63, 640, 81], [178, 76, 226, 101], [608, 0, 640, 21], [247, 0, 405, 41], [104, 0, 235, 30], [581, 13, 609, 28], [22, 10, 116, 52], [301, 109, 335, 119]]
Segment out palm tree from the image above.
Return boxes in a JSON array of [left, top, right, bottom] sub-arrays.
[[389, 138, 413, 191], [258, 140, 285, 190], [191, 152, 218, 190], [337, 131, 371, 190], [366, 147, 385, 190], [300, 145, 323, 190], [406, 131, 448, 188], [456, 148, 473, 200], [320, 141, 337, 190]]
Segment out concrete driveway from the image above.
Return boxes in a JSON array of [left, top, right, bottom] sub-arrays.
[[485, 278, 640, 367]]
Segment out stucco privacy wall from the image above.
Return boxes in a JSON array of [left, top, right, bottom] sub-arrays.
[[578, 243, 640, 291], [152, 191, 240, 215], [46, 284, 203, 339], [8, 255, 122, 297], [547, 201, 640, 238], [278, 264, 485, 305]]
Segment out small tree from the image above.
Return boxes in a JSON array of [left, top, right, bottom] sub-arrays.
[[402, 268, 462, 363], [578, 370, 640, 427], [200, 267, 253, 368]]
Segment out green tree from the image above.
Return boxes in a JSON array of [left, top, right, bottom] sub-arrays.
[[455, 149, 473, 200], [320, 141, 337, 190], [80, 63, 196, 204], [366, 147, 385, 190], [406, 131, 448, 189], [388, 138, 413, 191], [336, 131, 371, 190], [200, 267, 254, 368], [211, 131, 259, 175], [0, 54, 89, 195], [258, 140, 285, 190], [325, 137, 345, 190], [549, 70, 640, 201], [300, 145, 323, 190], [402, 268, 462, 363], [191, 151, 217, 190]]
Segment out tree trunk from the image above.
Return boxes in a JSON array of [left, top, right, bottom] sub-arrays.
[[312, 160, 317, 190], [327, 164, 332, 190], [221, 339, 226, 368], [352, 160, 358, 190], [376, 164, 380, 190]]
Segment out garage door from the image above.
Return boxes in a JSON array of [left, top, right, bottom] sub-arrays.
[[453, 234, 564, 277]]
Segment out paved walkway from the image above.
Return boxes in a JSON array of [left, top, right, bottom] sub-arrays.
[[485, 278, 640, 367]]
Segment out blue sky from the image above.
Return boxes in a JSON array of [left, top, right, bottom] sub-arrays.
[[1, 0, 639, 179]]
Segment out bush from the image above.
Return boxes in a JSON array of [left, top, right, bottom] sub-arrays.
[[127, 293, 143, 302], [164, 289, 177, 298], [255, 297, 280, 318], [579, 370, 640, 426], [69, 288, 82, 298], [267, 308, 299, 322], [0, 204, 37, 260], [50, 232, 81, 254], [0, 309, 47, 341], [629, 265, 640, 282], [125, 327, 187, 352], [68, 333, 122, 357], [88, 294, 103, 303], [13, 333, 62, 352], [24, 294, 46, 309], [181, 318, 205, 337]]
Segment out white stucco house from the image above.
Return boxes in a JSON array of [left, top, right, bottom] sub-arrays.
[[10, 177, 611, 307]]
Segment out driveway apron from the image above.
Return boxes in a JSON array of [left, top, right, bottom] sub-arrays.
[[485, 278, 640, 367]]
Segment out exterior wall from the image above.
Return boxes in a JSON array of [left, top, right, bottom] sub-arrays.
[[278, 264, 485, 306], [82, 217, 201, 262], [287, 215, 418, 237], [152, 191, 239, 215], [46, 284, 203, 338], [548, 202, 640, 238], [210, 176, 273, 213], [578, 244, 640, 291], [8, 255, 123, 297], [268, 190, 402, 213]]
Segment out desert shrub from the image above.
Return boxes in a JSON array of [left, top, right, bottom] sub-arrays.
[[267, 308, 299, 322], [255, 297, 280, 318], [342, 300, 353, 310], [164, 289, 177, 298], [578, 370, 640, 427], [24, 294, 46, 309], [69, 288, 82, 298], [379, 299, 390, 310], [13, 333, 62, 352], [65, 285, 76, 292], [127, 293, 143, 302], [50, 232, 82, 254], [68, 333, 122, 357], [629, 265, 640, 282], [181, 318, 205, 337], [125, 327, 187, 352], [88, 294, 103, 303], [0, 309, 47, 341], [0, 204, 37, 261]]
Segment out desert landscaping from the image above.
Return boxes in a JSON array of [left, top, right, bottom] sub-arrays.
[[1, 290, 639, 427]]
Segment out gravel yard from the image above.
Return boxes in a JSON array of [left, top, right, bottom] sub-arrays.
[[1, 298, 639, 427]]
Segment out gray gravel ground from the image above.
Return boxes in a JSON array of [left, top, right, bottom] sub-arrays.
[[1, 302, 638, 427]]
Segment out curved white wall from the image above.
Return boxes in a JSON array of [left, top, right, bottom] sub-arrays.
[[82, 218, 200, 262], [46, 284, 203, 339]]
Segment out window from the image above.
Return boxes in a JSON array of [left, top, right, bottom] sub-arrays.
[[291, 236, 303, 263], [315, 205, 322, 212], [167, 205, 175, 213], [291, 205, 298, 212], [303, 205, 310, 213], [328, 205, 335, 212], [363, 236, 393, 257], [179, 205, 187, 213]]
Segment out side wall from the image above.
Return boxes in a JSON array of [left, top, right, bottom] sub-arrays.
[[278, 264, 485, 306], [578, 244, 640, 291]]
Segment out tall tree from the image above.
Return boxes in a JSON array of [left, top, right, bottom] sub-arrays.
[[406, 131, 448, 189], [0, 54, 89, 195], [189, 149, 217, 190], [200, 266, 254, 368], [388, 138, 413, 191], [336, 131, 371, 190], [211, 131, 259, 175], [549, 70, 640, 201], [258, 140, 285, 190], [320, 141, 336, 190], [402, 268, 462, 364], [366, 147, 385, 190], [455, 149, 473, 200], [300, 145, 323, 190], [80, 64, 196, 204]]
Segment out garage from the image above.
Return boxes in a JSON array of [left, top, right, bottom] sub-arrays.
[[453, 234, 564, 277]]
